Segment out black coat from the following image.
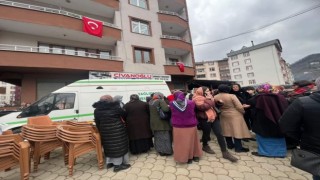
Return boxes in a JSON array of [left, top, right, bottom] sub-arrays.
[[93, 101, 128, 158], [279, 92, 320, 155], [123, 100, 152, 140]]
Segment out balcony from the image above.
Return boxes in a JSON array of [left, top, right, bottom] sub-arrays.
[[158, 11, 188, 34], [158, 0, 187, 14], [164, 62, 195, 76], [0, 1, 121, 45], [0, 44, 123, 72], [161, 35, 192, 53]]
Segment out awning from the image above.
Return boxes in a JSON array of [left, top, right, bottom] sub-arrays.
[[187, 80, 235, 90]]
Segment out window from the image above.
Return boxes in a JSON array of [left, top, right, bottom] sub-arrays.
[[210, 73, 216, 78], [234, 75, 242, 79], [129, 0, 147, 9], [52, 45, 63, 54], [196, 75, 206, 78], [39, 43, 50, 53], [131, 18, 150, 35], [247, 72, 254, 78], [209, 67, 215, 71], [246, 65, 253, 71], [65, 47, 75, 55], [249, 80, 256, 85], [197, 69, 205, 73], [233, 68, 240, 73], [231, 55, 238, 60], [208, 62, 214, 65], [133, 47, 153, 64], [77, 48, 86, 56], [232, 62, 239, 67], [169, 58, 178, 65], [88, 49, 98, 58], [243, 52, 250, 57], [237, 81, 243, 85], [100, 51, 110, 59], [245, 59, 251, 64]]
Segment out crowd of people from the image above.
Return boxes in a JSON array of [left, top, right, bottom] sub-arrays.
[[92, 78, 320, 180]]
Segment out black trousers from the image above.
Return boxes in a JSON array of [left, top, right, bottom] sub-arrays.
[[199, 119, 227, 152]]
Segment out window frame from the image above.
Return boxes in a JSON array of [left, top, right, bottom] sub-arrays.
[[233, 68, 241, 73], [232, 61, 239, 67], [246, 65, 253, 71], [130, 17, 152, 36], [234, 74, 242, 79], [132, 46, 154, 64], [245, 58, 252, 64], [128, 0, 149, 9], [247, 72, 254, 78]]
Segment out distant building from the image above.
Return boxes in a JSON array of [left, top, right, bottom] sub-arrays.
[[227, 39, 293, 86], [0, 82, 17, 106], [195, 59, 231, 81], [290, 54, 320, 81]]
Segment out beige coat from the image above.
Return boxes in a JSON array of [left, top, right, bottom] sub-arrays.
[[214, 93, 251, 139]]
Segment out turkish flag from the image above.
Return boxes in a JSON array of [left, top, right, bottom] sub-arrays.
[[177, 62, 185, 72], [82, 16, 103, 37]]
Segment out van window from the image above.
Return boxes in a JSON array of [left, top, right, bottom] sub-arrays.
[[18, 93, 75, 118]]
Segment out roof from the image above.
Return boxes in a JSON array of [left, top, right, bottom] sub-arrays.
[[227, 39, 282, 57]]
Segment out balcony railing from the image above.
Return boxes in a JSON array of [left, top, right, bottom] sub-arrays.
[[0, 0, 119, 29], [165, 61, 193, 67], [161, 35, 191, 43], [158, 10, 187, 21], [0, 44, 121, 61]]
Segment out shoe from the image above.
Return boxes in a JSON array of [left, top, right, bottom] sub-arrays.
[[113, 164, 131, 172], [106, 163, 114, 169], [193, 157, 200, 162], [242, 139, 249, 142], [227, 145, 234, 149], [222, 151, 238, 163], [187, 159, 193, 164], [202, 145, 215, 154], [251, 152, 285, 158], [235, 147, 249, 153], [251, 152, 263, 157]]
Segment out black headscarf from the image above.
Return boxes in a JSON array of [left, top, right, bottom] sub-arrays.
[[218, 84, 231, 93]]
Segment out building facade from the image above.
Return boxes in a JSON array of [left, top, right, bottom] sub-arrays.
[[195, 59, 231, 81], [0, 82, 17, 106], [0, 0, 195, 103], [227, 39, 292, 86]]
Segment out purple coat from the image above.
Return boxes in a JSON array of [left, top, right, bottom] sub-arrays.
[[169, 100, 197, 128]]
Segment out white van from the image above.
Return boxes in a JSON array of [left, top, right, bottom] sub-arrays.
[[0, 79, 171, 132]]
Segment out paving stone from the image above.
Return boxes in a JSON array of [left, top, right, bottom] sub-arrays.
[[133, 161, 144, 168], [217, 174, 233, 180], [127, 167, 141, 174], [149, 170, 164, 179], [275, 164, 295, 172], [198, 160, 211, 166], [202, 172, 218, 180], [154, 159, 166, 165], [199, 165, 213, 172], [186, 164, 200, 170], [164, 166, 177, 173], [212, 167, 228, 175], [176, 168, 189, 176], [138, 169, 152, 177], [145, 157, 156, 163], [267, 159, 284, 165], [136, 177, 149, 180], [284, 172, 308, 180], [166, 160, 177, 166], [189, 170, 203, 178], [136, 157, 147, 162], [268, 170, 288, 178], [124, 173, 138, 180], [258, 175, 277, 180], [245, 160, 262, 167], [77, 172, 92, 180], [177, 175, 191, 180], [141, 163, 154, 169], [162, 173, 177, 180], [260, 163, 277, 171], [251, 156, 269, 163], [237, 165, 253, 173], [112, 172, 127, 179], [190, 178, 202, 180], [228, 170, 244, 178], [223, 163, 237, 170], [252, 166, 270, 175], [87, 175, 102, 180], [210, 161, 223, 168], [243, 172, 262, 180], [152, 164, 165, 171], [239, 155, 253, 161]]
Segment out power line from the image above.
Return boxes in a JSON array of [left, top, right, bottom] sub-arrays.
[[194, 3, 320, 46]]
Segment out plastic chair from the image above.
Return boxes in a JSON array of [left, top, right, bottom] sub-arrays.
[[0, 134, 30, 180], [56, 125, 103, 176]]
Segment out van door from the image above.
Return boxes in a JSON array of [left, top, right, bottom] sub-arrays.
[[48, 93, 79, 122]]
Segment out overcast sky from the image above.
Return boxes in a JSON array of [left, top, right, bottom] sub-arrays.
[[186, 0, 320, 64]]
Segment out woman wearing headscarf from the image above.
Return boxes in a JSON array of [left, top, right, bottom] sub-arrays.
[[123, 94, 153, 154], [169, 91, 202, 163], [92, 95, 130, 172], [247, 84, 288, 157], [193, 87, 238, 162], [149, 92, 173, 156], [114, 95, 124, 108], [214, 84, 251, 153]]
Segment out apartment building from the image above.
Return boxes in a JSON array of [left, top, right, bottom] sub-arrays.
[[227, 39, 292, 86], [195, 59, 231, 81], [0, 0, 195, 103], [0, 81, 17, 106]]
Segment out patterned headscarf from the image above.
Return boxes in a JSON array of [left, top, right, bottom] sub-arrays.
[[257, 83, 272, 93], [172, 91, 187, 111]]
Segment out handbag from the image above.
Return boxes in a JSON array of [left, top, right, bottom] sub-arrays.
[[157, 106, 171, 121], [291, 148, 320, 176]]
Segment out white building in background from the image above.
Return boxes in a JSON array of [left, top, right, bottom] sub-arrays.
[[195, 60, 221, 80], [227, 39, 292, 86], [0, 82, 15, 106]]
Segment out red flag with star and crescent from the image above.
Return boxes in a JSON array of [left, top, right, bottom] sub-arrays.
[[82, 16, 103, 37], [177, 62, 185, 72]]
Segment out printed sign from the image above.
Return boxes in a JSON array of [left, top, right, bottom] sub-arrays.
[[89, 71, 171, 82]]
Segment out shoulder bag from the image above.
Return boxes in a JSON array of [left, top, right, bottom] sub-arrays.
[[291, 148, 320, 176]]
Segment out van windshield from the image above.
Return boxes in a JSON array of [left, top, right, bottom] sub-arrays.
[[18, 93, 75, 118]]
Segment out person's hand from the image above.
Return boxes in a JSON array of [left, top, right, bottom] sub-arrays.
[[243, 104, 250, 108]]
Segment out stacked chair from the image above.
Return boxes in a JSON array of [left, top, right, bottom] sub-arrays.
[[0, 132, 30, 180], [21, 125, 61, 172], [56, 125, 103, 176]]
